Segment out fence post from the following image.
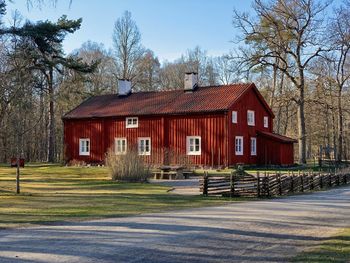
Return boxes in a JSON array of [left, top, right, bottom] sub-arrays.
[[329, 172, 332, 187], [263, 171, 267, 197], [310, 172, 313, 191], [264, 172, 270, 197], [291, 171, 294, 193], [345, 172, 348, 185], [278, 173, 282, 195], [337, 170, 340, 186], [230, 172, 235, 198], [320, 172, 323, 189], [257, 171, 260, 197], [301, 172, 304, 192], [203, 172, 208, 196]]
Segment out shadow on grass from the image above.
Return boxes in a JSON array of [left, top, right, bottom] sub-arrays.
[[293, 229, 350, 263]]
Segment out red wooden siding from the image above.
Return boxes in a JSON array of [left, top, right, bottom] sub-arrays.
[[64, 117, 165, 164], [166, 114, 228, 166], [257, 136, 295, 166], [64, 113, 228, 166], [104, 116, 164, 164], [228, 88, 274, 165], [64, 120, 104, 163], [280, 143, 294, 165]]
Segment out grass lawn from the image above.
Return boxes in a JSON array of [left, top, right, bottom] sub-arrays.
[[0, 164, 234, 229], [293, 228, 350, 263]]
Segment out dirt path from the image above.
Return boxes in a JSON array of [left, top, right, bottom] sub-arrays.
[[0, 187, 350, 263], [149, 178, 200, 195]]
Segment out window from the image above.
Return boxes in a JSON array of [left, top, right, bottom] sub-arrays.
[[247, 110, 255, 126], [187, 136, 201, 155], [138, 137, 151, 155], [79, 138, 90, 156], [264, 116, 269, 128], [232, 111, 237, 124], [251, 137, 257, 156], [115, 138, 127, 154], [126, 117, 138, 128], [235, 136, 243, 155]]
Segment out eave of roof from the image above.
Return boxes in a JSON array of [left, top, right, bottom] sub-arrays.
[[257, 131, 297, 143]]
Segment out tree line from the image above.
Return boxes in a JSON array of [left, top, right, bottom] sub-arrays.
[[0, 0, 349, 165]]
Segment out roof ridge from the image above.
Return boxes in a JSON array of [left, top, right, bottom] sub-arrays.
[[82, 83, 254, 99], [62, 82, 267, 119]]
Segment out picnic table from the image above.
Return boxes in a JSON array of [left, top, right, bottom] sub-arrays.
[[152, 166, 193, 180]]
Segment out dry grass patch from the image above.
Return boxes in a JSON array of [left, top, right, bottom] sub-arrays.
[[0, 164, 232, 228]]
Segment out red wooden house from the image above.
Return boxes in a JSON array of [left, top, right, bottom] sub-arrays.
[[63, 73, 296, 167]]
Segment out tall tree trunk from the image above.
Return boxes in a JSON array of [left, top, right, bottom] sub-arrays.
[[332, 109, 337, 160], [47, 68, 56, 163], [337, 87, 343, 162], [276, 71, 285, 134], [297, 84, 306, 164], [269, 64, 277, 108], [16, 138, 20, 194], [325, 105, 331, 159]]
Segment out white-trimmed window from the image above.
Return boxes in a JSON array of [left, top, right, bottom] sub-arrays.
[[264, 116, 269, 128], [187, 136, 201, 155], [126, 117, 138, 128], [235, 136, 243, 155], [247, 110, 255, 126], [79, 138, 90, 156], [251, 137, 257, 156], [138, 137, 151, 155], [232, 111, 237, 124], [115, 138, 127, 154]]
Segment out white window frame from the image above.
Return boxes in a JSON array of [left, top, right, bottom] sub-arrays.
[[138, 137, 151, 155], [235, 136, 243, 156], [232, 111, 237, 124], [186, 136, 201, 155], [264, 116, 269, 128], [247, 110, 255, 126], [79, 138, 90, 156], [115, 138, 127, 155], [126, 117, 138, 128], [251, 137, 257, 156]]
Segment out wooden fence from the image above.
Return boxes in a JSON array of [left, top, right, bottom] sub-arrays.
[[200, 169, 350, 197]]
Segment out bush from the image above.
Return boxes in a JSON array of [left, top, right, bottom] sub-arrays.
[[105, 148, 150, 182]]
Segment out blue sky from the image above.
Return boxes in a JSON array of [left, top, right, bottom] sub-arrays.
[[4, 0, 253, 62]]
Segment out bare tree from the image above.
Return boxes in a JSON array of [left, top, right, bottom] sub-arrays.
[[113, 11, 143, 83], [214, 55, 239, 85], [73, 41, 117, 95], [233, 0, 331, 164], [134, 49, 160, 91], [328, 2, 350, 162]]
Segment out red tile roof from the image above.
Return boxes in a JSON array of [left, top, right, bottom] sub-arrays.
[[257, 131, 297, 143], [63, 83, 273, 119]]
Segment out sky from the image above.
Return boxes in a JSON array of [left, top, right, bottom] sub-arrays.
[[3, 0, 253, 62]]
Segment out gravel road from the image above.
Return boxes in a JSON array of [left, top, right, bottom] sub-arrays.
[[1, 186, 350, 263]]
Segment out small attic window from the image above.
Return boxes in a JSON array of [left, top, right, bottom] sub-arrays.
[[126, 117, 138, 128]]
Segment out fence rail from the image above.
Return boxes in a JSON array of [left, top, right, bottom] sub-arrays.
[[200, 169, 350, 197]]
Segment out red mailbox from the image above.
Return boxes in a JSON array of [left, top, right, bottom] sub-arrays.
[[10, 158, 25, 168]]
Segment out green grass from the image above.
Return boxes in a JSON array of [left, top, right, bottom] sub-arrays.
[[193, 160, 340, 176], [293, 228, 350, 263], [0, 164, 235, 228]]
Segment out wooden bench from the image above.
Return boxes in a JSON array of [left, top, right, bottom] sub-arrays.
[[152, 166, 194, 180], [152, 171, 177, 180]]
